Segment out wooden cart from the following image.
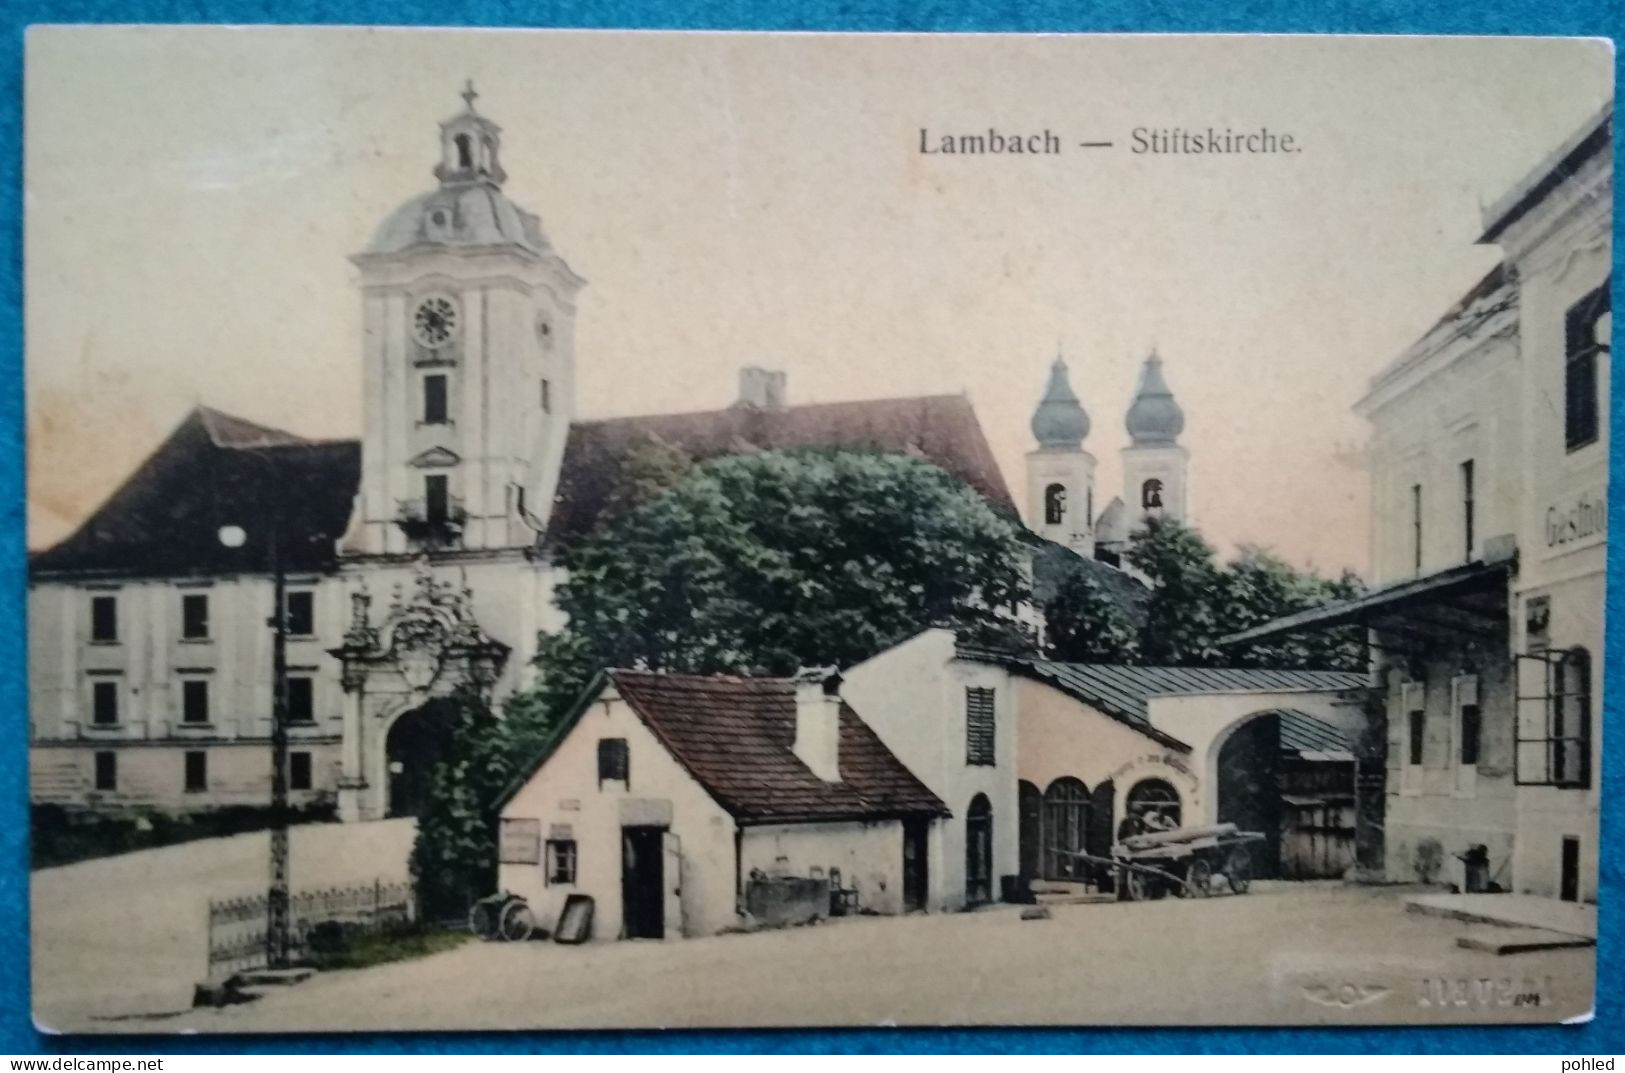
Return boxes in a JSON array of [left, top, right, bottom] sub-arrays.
[[1111, 826, 1266, 900]]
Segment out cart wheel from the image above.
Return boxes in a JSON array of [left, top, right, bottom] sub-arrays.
[[499, 898, 536, 942], [1226, 848, 1252, 894], [1186, 857, 1213, 897], [1125, 867, 1151, 902], [468, 896, 502, 940]]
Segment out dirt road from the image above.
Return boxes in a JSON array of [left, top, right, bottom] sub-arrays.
[[163, 881, 1593, 1033]]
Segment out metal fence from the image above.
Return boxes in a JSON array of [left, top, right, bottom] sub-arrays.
[[206, 878, 416, 980]]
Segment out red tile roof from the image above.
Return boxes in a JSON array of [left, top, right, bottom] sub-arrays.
[[609, 670, 947, 823], [543, 395, 1017, 548]]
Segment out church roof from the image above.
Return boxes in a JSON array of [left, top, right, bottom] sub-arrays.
[[32, 392, 1016, 576], [543, 393, 1018, 549], [1125, 350, 1184, 446], [29, 407, 358, 578], [499, 669, 949, 823], [1029, 357, 1090, 448], [363, 184, 553, 258]]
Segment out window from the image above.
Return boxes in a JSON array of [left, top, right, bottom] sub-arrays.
[[1460, 459, 1475, 562], [94, 751, 116, 792], [1564, 281, 1609, 451], [1400, 679, 1426, 795], [1126, 778, 1182, 828], [1551, 649, 1591, 788], [423, 374, 449, 424], [1043, 483, 1066, 525], [181, 593, 210, 640], [1411, 483, 1424, 574], [285, 676, 315, 723], [182, 679, 210, 724], [1408, 706, 1425, 766], [1459, 704, 1481, 767], [184, 750, 207, 793], [540, 379, 552, 414], [455, 133, 472, 169], [546, 839, 578, 885], [965, 687, 996, 766], [289, 751, 312, 791], [90, 595, 117, 642], [284, 591, 315, 637], [1142, 478, 1164, 511], [425, 475, 450, 525], [91, 680, 119, 726], [597, 738, 629, 786]]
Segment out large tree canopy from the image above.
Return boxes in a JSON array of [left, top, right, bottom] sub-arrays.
[[552, 448, 1031, 679]]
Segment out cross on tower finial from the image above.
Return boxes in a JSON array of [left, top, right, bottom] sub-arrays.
[[461, 79, 479, 112]]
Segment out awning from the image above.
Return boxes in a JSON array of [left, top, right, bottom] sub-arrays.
[[1218, 557, 1511, 649]]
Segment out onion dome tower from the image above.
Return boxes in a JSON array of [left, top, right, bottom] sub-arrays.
[[1122, 349, 1190, 525], [1026, 353, 1097, 553]]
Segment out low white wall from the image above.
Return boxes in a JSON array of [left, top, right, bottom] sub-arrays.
[[741, 819, 908, 916]]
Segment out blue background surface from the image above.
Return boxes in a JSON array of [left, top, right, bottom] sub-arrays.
[[0, 0, 1620, 1055]]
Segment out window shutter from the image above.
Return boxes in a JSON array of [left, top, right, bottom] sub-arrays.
[[965, 687, 996, 766]]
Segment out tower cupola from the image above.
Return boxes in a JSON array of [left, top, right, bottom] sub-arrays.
[[1125, 349, 1184, 446], [1030, 356, 1090, 448], [435, 80, 507, 188]]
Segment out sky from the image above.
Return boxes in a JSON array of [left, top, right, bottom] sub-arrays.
[[24, 28, 1614, 575]]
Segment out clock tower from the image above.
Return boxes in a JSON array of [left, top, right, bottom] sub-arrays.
[[340, 83, 585, 557]]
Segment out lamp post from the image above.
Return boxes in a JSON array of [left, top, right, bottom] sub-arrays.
[[219, 513, 292, 969]]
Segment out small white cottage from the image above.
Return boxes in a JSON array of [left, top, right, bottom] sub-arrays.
[[495, 667, 947, 941]]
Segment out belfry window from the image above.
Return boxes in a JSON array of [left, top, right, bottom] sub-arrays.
[[1043, 483, 1066, 525], [454, 134, 473, 170], [1142, 479, 1164, 511], [423, 374, 449, 425]]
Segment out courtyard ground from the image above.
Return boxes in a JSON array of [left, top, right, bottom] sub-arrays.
[[148, 880, 1593, 1034], [32, 818, 416, 1033]]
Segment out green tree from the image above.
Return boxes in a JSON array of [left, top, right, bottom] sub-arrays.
[[1126, 517, 1228, 665], [1042, 570, 1140, 664], [1219, 546, 1364, 671], [553, 449, 1032, 676]]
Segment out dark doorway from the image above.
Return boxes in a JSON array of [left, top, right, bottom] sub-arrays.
[[384, 698, 460, 818], [1042, 777, 1090, 881], [621, 826, 666, 939], [1560, 837, 1580, 902], [965, 794, 993, 905], [1215, 717, 1282, 878], [1088, 778, 1116, 892], [1017, 781, 1042, 881], [902, 819, 929, 911]]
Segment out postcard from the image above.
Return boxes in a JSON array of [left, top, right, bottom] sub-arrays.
[[24, 27, 1610, 1031]]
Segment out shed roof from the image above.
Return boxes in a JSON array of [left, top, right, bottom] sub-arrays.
[[1013, 661, 1368, 752]]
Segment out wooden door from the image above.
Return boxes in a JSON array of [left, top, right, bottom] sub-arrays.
[[620, 826, 665, 939], [1018, 782, 1042, 881], [902, 819, 929, 911]]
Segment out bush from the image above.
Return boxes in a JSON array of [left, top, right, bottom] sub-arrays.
[[31, 800, 338, 870], [301, 919, 467, 972]]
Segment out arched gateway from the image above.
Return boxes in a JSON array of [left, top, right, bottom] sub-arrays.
[[330, 558, 509, 822]]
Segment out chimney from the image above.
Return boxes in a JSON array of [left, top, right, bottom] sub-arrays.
[[792, 668, 842, 782], [737, 366, 787, 410]]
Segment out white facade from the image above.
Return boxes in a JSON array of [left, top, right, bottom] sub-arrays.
[[839, 630, 1021, 910], [1354, 106, 1609, 901]]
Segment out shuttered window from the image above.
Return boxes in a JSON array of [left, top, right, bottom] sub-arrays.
[[966, 687, 996, 766], [1564, 281, 1609, 451], [598, 738, 629, 786]]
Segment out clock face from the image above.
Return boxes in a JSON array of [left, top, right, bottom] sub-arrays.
[[413, 296, 459, 349]]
